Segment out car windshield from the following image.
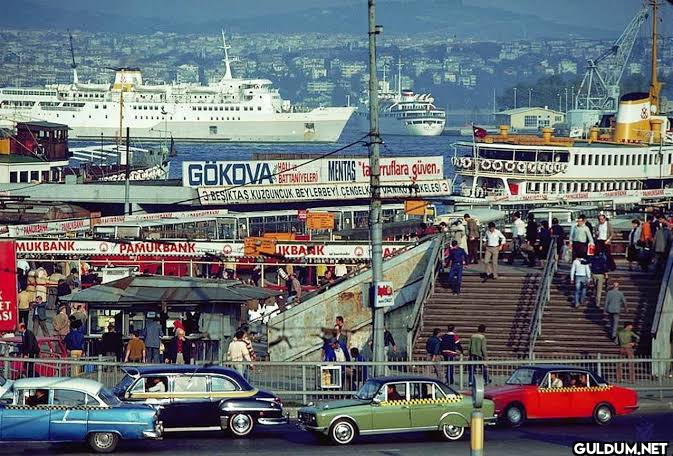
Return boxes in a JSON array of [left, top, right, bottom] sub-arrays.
[[113, 374, 135, 395], [506, 368, 540, 385], [99, 387, 122, 407], [355, 380, 381, 400]]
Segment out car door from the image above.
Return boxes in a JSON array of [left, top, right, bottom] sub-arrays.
[[209, 375, 241, 426], [371, 382, 411, 431], [163, 375, 212, 430], [566, 371, 596, 418], [536, 371, 574, 419], [2, 388, 50, 440], [49, 389, 88, 441], [409, 382, 444, 429]]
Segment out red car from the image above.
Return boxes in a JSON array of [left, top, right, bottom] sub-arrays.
[[485, 365, 638, 427]]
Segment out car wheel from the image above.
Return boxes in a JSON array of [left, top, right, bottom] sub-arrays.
[[440, 424, 465, 441], [593, 403, 614, 426], [504, 404, 525, 428], [229, 413, 255, 437], [88, 432, 119, 453], [329, 418, 357, 445]]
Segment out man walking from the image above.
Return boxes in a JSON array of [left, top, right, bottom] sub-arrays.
[[569, 215, 594, 260], [18, 322, 39, 377], [17, 286, 33, 328], [595, 214, 616, 271], [227, 330, 252, 377], [30, 295, 50, 337], [483, 222, 506, 281], [447, 240, 468, 295], [124, 330, 146, 363], [653, 215, 671, 274], [616, 322, 639, 384], [570, 254, 592, 308], [589, 252, 609, 308], [508, 212, 526, 265], [165, 328, 192, 364], [425, 328, 442, 380], [605, 281, 627, 340], [64, 320, 86, 376], [440, 325, 463, 385], [468, 325, 489, 386], [464, 214, 480, 264], [144, 316, 163, 364], [52, 306, 70, 341]]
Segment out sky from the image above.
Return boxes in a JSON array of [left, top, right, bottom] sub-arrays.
[[22, 0, 643, 30]]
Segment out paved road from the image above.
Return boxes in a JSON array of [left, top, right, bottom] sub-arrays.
[[4, 411, 673, 456]]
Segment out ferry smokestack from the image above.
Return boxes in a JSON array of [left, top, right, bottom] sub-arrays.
[[613, 92, 652, 143]]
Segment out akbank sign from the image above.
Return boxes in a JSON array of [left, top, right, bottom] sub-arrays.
[[182, 156, 444, 188]]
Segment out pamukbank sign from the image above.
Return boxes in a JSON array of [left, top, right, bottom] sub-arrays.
[[15, 239, 405, 259], [182, 156, 444, 187]]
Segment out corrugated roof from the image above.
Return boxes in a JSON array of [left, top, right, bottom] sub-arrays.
[[61, 275, 280, 307]]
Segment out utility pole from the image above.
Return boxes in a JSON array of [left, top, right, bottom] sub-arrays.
[[513, 87, 517, 109], [124, 127, 131, 215], [368, 0, 385, 377], [564, 87, 568, 113]]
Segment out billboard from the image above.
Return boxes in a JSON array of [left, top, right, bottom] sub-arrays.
[[0, 241, 17, 332], [182, 156, 444, 188], [198, 179, 451, 205]]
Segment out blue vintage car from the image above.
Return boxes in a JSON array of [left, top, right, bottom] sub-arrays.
[[0, 376, 162, 452]]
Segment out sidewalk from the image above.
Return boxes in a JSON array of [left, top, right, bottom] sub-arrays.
[[637, 390, 673, 412]]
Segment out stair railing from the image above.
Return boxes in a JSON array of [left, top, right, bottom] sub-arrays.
[[527, 236, 558, 359], [651, 243, 673, 376], [405, 234, 447, 360]]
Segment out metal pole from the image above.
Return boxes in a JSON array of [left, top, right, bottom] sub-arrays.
[[368, 0, 385, 377], [125, 127, 131, 215], [513, 87, 517, 109], [528, 89, 532, 107]]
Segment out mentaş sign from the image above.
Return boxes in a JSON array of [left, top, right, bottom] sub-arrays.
[[182, 156, 444, 187]]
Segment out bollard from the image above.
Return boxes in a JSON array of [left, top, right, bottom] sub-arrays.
[[470, 409, 484, 456], [470, 375, 485, 456]]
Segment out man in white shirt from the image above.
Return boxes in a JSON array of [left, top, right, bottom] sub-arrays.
[[594, 214, 616, 270], [549, 372, 564, 388], [334, 262, 348, 278], [570, 254, 592, 308], [483, 222, 506, 280], [569, 215, 594, 260], [508, 212, 527, 265]]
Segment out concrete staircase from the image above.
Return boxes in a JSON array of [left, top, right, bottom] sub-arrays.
[[534, 267, 659, 357], [412, 263, 660, 360], [412, 266, 542, 360]]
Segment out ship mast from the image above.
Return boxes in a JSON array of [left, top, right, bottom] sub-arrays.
[[68, 30, 78, 84], [221, 30, 233, 80], [118, 70, 126, 156], [649, 0, 661, 111], [396, 56, 403, 97]]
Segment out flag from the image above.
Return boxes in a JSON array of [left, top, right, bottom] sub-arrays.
[[472, 125, 487, 139]]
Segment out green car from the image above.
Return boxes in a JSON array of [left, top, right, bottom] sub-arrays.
[[297, 375, 496, 445]]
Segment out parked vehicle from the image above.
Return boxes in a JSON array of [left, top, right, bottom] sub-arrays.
[[113, 365, 287, 437], [0, 377, 161, 452], [485, 365, 639, 427], [297, 375, 496, 445]]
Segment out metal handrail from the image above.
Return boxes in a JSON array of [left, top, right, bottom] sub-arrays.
[[405, 234, 447, 359], [651, 244, 673, 335], [527, 236, 558, 359]]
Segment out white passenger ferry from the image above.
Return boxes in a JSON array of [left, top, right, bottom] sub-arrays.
[[356, 59, 445, 136], [0, 34, 354, 143], [451, 1, 673, 206]]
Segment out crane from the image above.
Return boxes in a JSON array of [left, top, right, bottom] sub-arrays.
[[574, 5, 649, 111]]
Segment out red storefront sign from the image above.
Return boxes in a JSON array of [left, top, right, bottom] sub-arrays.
[[0, 241, 17, 332]]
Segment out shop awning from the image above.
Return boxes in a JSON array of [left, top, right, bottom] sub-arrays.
[[60, 274, 280, 309]]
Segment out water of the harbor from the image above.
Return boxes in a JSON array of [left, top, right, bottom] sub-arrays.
[[140, 120, 461, 180]]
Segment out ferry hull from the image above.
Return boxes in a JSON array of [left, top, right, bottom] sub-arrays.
[[0, 107, 354, 143], [354, 112, 445, 136]]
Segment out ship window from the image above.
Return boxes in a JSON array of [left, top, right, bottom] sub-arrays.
[[9, 172, 17, 183], [95, 105, 99, 109], [209, 126, 217, 135], [573, 154, 579, 166], [103, 105, 107, 109], [668, 153, 672, 165], [580, 155, 586, 166], [236, 107, 240, 111], [19, 171, 28, 183], [258, 107, 262, 111], [587, 155, 593, 166], [650, 154, 654, 165], [620, 155, 625, 166]]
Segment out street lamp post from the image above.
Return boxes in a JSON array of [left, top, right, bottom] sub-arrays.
[[528, 88, 532, 108], [557, 93, 562, 112], [513, 87, 517, 109], [367, 0, 385, 377], [564, 87, 568, 113]]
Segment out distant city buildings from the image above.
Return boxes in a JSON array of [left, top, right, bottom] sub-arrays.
[[0, 29, 671, 111]]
